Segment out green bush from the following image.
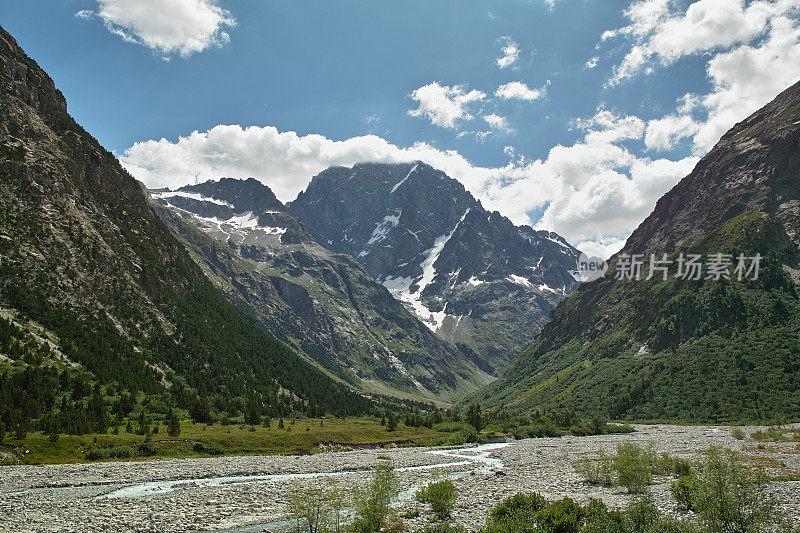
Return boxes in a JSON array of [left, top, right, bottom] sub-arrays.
[[350, 461, 401, 533], [613, 443, 653, 493], [670, 474, 699, 511], [731, 427, 747, 440], [535, 497, 583, 533], [108, 445, 134, 459], [690, 447, 782, 532], [605, 423, 636, 434], [447, 426, 479, 445], [483, 492, 546, 533], [416, 479, 457, 520], [137, 440, 158, 456], [193, 442, 224, 455], [85, 447, 108, 461], [286, 480, 346, 533], [573, 450, 615, 486]]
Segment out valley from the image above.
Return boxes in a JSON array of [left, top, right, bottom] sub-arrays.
[[2, 424, 798, 532]]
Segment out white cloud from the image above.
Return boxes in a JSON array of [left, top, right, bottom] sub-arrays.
[[644, 114, 700, 151], [122, 107, 699, 258], [575, 236, 628, 260], [496, 36, 520, 68], [676, 92, 701, 114], [81, 0, 236, 57], [606, 0, 798, 85], [408, 82, 486, 128], [495, 81, 544, 101], [602, 0, 800, 155], [694, 13, 800, 151], [483, 113, 514, 133], [584, 56, 599, 69]]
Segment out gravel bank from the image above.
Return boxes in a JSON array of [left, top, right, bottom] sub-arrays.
[[1, 424, 798, 532]]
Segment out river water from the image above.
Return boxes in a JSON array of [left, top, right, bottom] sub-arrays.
[[99, 442, 511, 532]]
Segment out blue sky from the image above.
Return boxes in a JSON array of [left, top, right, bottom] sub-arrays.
[[3, 0, 800, 257]]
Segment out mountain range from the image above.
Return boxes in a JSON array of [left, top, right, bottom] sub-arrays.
[[151, 178, 491, 403], [3, 18, 800, 426], [288, 162, 581, 374]]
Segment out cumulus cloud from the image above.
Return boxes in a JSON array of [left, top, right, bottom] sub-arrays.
[[584, 56, 599, 69], [495, 81, 544, 101], [603, 0, 800, 154], [78, 0, 236, 57], [408, 82, 486, 128], [605, 0, 792, 84], [483, 113, 514, 133], [122, 106, 699, 259], [644, 114, 700, 151], [496, 36, 520, 68]]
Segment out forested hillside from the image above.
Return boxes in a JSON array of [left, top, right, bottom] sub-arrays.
[[0, 24, 370, 441], [472, 80, 800, 423]]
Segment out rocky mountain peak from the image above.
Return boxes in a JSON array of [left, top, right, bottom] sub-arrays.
[[288, 161, 581, 374]]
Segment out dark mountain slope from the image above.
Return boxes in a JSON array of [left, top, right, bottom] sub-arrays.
[[472, 80, 800, 423], [288, 162, 581, 374], [152, 178, 491, 403], [0, 24, 369, 423]]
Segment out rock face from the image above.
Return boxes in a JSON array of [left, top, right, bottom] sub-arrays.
[[287, 162, 581, 374], [0, 24, 366, 416], [473, 80, 800, 422], [152, 178, 491, 403]]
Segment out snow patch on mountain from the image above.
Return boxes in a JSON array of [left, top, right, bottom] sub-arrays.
[[152, 190, 234, 208], [390, 164, 418, 194], [359, 209, 401, 258], [382, 209, 470, 332], [507, 274, 533, 288], [467, 276, 484, 287]]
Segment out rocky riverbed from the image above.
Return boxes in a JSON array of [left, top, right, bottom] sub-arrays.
[[1, 424, 799, 532]]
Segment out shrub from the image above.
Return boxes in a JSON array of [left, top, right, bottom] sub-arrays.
[[286, 480, 345, 533], [613, 443, 653, 493], [108, 445, 134, 459], [605, 423, 636, 434], [85, 447, 108, 461], [573, 449, 615, 486], [690, 447, 782, 532], [137, 441, 158, 456], [670, 474, 699, 511], [731, 427, 747, 440], [448, 426, 479, 445], [484, 492, 547, 533], [193, 442, 224, 455], [416, 479, 457, 520], [350, 461, 401, 533], [535, 497, 583, 533]]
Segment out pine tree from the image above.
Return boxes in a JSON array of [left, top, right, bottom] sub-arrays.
[[387, 413, 397, 432], [167, 407, 181, 437], [246, 401, 261, 426], [466, 403, 483, 431]]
